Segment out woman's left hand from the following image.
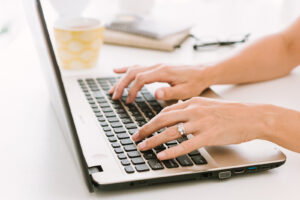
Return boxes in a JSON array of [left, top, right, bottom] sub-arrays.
[[132, 97, 273, 160]]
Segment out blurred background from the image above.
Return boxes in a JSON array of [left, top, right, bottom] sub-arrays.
[[1, 0, 299, 52]]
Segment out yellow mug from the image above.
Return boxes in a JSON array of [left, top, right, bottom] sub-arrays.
[[54, 18, 105, 70]]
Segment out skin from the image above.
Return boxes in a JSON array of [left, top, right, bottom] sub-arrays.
[[110, 18, 300, 160]]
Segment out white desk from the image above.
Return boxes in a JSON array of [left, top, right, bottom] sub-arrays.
[[1, 0, 300, 199]]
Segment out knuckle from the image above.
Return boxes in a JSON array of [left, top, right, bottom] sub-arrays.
[[126, 68, 136, 77], [135, 74, 145, 83]]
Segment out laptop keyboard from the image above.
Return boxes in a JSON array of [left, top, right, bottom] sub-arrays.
[[78, 77, 207, 174]]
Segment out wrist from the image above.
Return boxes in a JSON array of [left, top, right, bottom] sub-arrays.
[[197, 64, 222, 87]]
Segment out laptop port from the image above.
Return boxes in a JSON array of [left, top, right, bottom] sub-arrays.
[[247, 166, 257, 172], [233, 168, 245, 174]]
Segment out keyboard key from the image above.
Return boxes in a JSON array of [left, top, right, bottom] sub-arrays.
[[107, 117, 119, 123], [114, 147, 124, 154], [163, 159, 179, 168], [148, 159, 164, 170], [166, 140, 177, 145], [125, 123, 137, 129], [95, 113, 103, 117], [100, 122, 108, 127], [102, 107, 113, 112], [108, 136, 117, 143], [128, 129, 138, 135], [114, 127, 126, 133], [190, 155, 207, 165], [103, 127, 111, 132], [122, 118, 133, 124], [111, 122, 123, 128], [127, 151, 141, 158], [135, 164, 150, 172], [118, 113, 129, 119], [124, 144, 137, 151], [176, 155, 193, 167], [117, 133, 130, 139], [188, 150, 201, 156], [120, 139, 133, 145], [111, 142, 120, 148], [154, 144, 166, 151], [105, 131, 114, 137], [142, 150, 156, 160], [131, 157, 145, 165], [121, 159, 131, 166], [99, 103, 110, 108], [118, 153, 127, 160], [177, 136, 188, 143], [97, 117, 106, 122], [105, 112, 116, 117], [124, 165, 135, 174]]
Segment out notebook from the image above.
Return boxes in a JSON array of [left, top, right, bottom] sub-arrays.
[[103, 29, 190, 52]]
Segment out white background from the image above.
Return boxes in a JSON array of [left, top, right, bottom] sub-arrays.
[[0, 0, 300, 199]]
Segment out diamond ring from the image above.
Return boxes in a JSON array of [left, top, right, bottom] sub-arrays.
[[177, 122, 186, 136]]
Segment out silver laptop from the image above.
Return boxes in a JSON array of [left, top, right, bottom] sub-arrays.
[[25, 0, 286, 192]]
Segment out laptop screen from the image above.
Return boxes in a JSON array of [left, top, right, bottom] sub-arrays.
[[25, 0, 94, 192]]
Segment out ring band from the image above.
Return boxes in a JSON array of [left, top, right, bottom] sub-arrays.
[[177, 122, 186, 136]]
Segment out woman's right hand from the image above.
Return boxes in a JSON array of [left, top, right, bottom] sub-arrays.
[[109, 64, 216, 103]]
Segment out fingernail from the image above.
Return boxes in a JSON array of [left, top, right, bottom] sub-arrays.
[[137, 141, 146, 150], [156, 90, 164, 99], [157, 151, 166, 160], [126, 97, 130, 104], [131, 133, 140, 141]]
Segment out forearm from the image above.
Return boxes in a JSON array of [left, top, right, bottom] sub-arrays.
[[205, 18, 300, 86], [208, 33, 297, 85], [262, 105, 300, 153]]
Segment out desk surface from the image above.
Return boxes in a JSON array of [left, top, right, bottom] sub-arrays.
[[1, 0, 300, 199]]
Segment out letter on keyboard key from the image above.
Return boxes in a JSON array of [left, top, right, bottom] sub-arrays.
[[176, 155, 193, 167]]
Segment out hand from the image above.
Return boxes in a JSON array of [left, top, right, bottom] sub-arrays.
[[132, 97, 272, 160], [109, 64, 215, 103]]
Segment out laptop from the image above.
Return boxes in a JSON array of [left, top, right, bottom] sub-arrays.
[[25, 0, 286, 192]]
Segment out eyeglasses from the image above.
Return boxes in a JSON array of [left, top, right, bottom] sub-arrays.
[[191, 33, 250, 51]]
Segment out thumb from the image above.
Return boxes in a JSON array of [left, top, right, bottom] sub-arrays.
[[155, 85, 185, 101]]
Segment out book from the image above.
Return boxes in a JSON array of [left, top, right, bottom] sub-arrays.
[[103, 29, 190, 52]]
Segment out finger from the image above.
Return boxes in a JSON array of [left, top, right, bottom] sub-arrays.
[[160, 99, 190, 113], [126, 68, 172, 103], [131, 110, 189, 141], [112, 68, 141, 99], [109, 83, 116, 94], [137, 122, 194, 151], [113, 66, 130, 73], [157, 134, 207, 160], [113, 65, 160, 100], [154, 85, 186, 101]]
